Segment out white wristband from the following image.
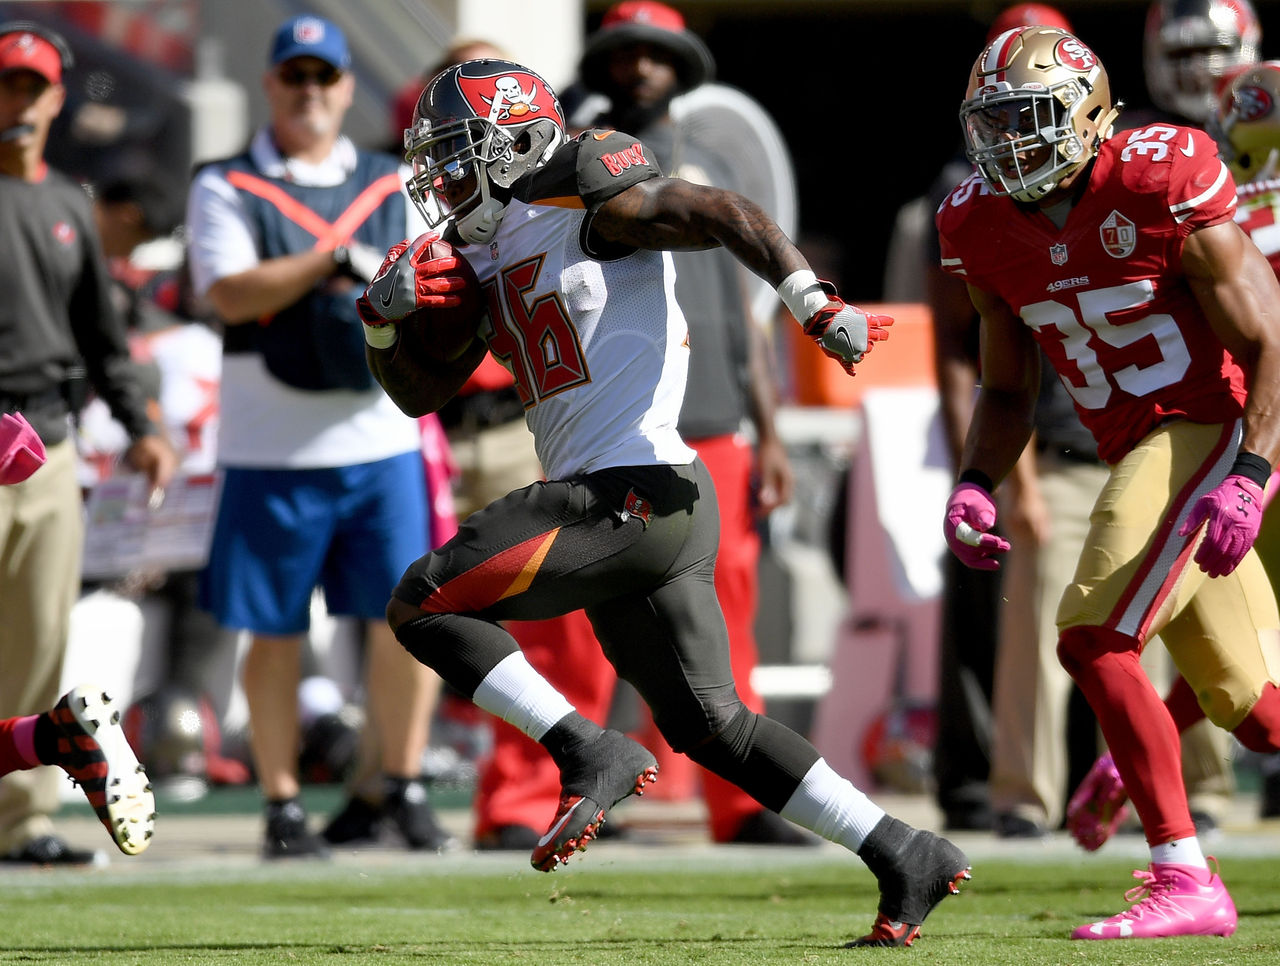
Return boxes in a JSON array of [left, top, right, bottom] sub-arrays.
[[776, 269, 829, 323], [363, 323, 399, 349]]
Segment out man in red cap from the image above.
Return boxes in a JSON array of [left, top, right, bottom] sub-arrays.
[[0, 19, 173, 865]]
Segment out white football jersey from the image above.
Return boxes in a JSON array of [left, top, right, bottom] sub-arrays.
[[459, 131, 696, 480]]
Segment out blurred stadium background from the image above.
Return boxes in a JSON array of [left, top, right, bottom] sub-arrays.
[[21, 0, 1280, 303]]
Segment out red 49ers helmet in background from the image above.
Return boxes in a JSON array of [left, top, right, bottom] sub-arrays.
[[985, 3, 1073, 44], [1144, 0, 1261, 124]]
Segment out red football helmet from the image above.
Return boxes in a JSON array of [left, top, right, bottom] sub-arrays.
[[985, 3, 1073, 44], [404, 58, 566, 246]]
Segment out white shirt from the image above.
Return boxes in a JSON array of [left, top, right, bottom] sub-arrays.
[[186, 129, 427, 469]]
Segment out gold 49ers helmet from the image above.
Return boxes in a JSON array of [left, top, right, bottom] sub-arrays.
[[1216, 60, 1280, 183], [960, 26, 1121, 204]]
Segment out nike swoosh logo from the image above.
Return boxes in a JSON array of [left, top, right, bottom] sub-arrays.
[[1181, 134, 1195, 158], [378, 279, 395, 308], [537, 798, 584, 847]]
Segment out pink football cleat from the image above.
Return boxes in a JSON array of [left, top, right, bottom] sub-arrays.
[[1066, 752, 1130, 851], [1072, 861, 1237, 939]]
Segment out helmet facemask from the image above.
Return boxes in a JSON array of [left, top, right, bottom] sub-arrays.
[[404, 60, 567, 246], [406, 115, 513, 245], [964, 85, 1091, 202]]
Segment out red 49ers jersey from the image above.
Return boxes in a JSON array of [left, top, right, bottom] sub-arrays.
[[1233, 176, 1280, 278], [937, 124, 1247, 464]]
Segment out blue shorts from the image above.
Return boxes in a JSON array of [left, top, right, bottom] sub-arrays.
[[199, 452, 428, 634]]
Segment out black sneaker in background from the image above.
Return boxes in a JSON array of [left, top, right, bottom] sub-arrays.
[[263, 798, 330, 860], [993, 812, 1049, 839], [1, 834, 100, 866], [383, 777, 458, 851], [1262, 767, 1280, 819], [322, 795, 380, 845], [475, 824, 540, 851]]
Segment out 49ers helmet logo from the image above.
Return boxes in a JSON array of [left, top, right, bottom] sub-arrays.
[[1234, 84, 1274, 122], [456, 69, 565, 128], [1055, 37, 1096, 72]]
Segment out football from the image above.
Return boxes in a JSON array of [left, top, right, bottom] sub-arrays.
[[397, 237, 485, 362]]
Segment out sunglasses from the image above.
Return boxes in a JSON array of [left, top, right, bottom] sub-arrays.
[[276, 63, 343, 87]]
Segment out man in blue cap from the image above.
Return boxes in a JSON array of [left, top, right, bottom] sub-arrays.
[[186, 15, 453, 859]]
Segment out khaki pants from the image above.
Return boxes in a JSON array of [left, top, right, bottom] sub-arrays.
[[0, 440, 83, 851], [991, 454, 1108, 828]]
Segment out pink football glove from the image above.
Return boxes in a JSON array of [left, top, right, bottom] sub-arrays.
[[944, 482, 1011, 570], [802, 282, 892, 376], [356, 234, 473, 327], [1178, 474, 1265, 578], [0, 412, 46, 485]]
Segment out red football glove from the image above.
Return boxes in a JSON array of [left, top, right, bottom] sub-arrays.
[[802, 281, 892, 376], [944, 482, 1011, 570], [1178, 474, 1266, 578], [356, 234, 472, 327]]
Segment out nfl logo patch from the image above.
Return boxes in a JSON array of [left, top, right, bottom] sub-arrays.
[[1100, 210, 1137, 258], [1050, 242, 1068, 266], [294, 17, 324, 44]]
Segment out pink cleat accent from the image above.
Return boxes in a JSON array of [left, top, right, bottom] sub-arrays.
[[1066, 752, 1130, 851], [1071, 861, 1238, 940]]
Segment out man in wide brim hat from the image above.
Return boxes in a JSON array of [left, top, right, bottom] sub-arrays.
[[579, 0, 715, 96]]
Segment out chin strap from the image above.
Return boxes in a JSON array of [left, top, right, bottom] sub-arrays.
[[1094, 105, 1122, 144], [457, 198, 506, 245]]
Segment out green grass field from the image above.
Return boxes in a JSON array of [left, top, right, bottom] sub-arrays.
[[4, 849, 1278, 965]]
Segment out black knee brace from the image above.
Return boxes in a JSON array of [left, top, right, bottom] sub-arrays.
[[394, 612, 518, 698]]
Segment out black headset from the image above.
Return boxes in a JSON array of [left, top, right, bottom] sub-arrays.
[[0, 20, 75, 74]]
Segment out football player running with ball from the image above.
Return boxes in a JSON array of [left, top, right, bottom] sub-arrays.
[[354, 58, 970, 949], [938, 26, 1280, 940]]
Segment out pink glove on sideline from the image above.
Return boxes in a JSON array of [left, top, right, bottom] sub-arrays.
[[0, 412, 46, 485], [944, 482, 1011, 570], [1178, 474, 1265, 578]]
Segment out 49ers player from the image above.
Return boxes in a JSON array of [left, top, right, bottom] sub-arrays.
[[938, 26, 1280, 940], [354, 58, 971, 949]]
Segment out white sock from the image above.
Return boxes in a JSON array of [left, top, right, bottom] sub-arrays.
[[779, 758, 886, 852], [471, 651, 575, 741], [1150, 836, 1207, 869]]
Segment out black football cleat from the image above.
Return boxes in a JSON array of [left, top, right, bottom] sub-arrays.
[[846, 816, 971, 947], [530, 728, 657, 872]]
